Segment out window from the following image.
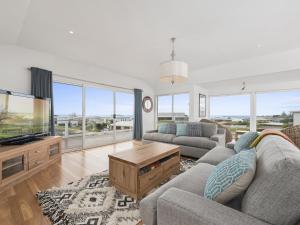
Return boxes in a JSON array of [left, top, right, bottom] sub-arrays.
[[115, 91, 134, 141], [256, 90, 300, 131], [173, 93, 189, 122], [157, 93, 189, 124], [53, 82, 83, 151], [210, 94, 250, 140], [85, 87, 114, 148]]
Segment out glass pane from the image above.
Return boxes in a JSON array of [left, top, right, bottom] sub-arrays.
[[173, 93, 189, 122], [256, 90, 300, 131], [157, 95, 172, 124], [53, 82, 83, 151], [115, 92, 134, 142], [210, 95, 250, 141], [85, 87, 114, 148]]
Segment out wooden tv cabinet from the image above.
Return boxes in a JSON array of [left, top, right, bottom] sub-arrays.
[[0, 136, 62, 191]]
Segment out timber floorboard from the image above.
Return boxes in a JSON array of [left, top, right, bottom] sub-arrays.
[[0, 141, 140, 225]]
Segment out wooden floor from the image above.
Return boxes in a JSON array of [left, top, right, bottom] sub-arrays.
[[0, 141, 138, 225]]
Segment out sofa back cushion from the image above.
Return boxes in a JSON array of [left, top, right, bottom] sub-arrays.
[[158, 123, 176, 134], [201, 122, 217, 137], [242, 135, 300, 225], [186, 122, 202, 137]]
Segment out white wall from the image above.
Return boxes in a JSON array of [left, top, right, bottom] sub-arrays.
[[293, 112, 300, 125], [0, 45, 155, 132], [201, 69, 300, 96], [190, 47, 300, 84]]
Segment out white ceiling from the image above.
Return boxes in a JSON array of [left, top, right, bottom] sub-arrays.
[[1, 0, 300, 86]]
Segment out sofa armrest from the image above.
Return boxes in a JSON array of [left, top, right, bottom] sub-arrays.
[[210, 133, 225, 146], [157, 188, 271, 225], [226, 142, 235, 150], [145, 129, 158, 133]]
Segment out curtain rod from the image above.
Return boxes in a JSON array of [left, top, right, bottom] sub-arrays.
[[27, 67, 136, 91]]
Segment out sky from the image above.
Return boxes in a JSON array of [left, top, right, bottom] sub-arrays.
[[211, 91, 300, 117], [53, 83, 133, 116]]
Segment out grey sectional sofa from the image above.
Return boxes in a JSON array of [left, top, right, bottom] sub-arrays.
[[140, 135, 300, 225], [143, 122, 226, 158]]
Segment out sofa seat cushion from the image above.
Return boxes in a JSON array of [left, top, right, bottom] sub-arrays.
[[143, 132, 175, 143], [173, 136, 217, 150], [197, 146, 236, 165], [140, 163, 215, 225]]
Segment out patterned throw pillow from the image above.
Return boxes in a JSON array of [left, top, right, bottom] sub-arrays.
[[166, 123, 177, 134], [187, 122, 202, 137], [176, 123, 187, 136], [234, 132, 258, 153], [158, 123, 176, 134], [158, 124, 168, 133], [204, 149, 257, 204]]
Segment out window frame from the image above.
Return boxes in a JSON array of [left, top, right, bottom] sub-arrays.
[[53, 78, 134, 151], [156, 92, 190, 125]]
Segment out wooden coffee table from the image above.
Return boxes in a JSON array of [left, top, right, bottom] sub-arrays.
[[108, 142, 180, 199]]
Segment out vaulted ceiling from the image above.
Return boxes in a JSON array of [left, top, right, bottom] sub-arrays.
[[1, 0, 300, 86]]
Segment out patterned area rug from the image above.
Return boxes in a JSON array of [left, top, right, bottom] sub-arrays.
[[36, 158, 197, 225]]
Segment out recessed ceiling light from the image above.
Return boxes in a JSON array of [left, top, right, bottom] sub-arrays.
[[69, 30, 74, 35], [257, 44, 262, 48]]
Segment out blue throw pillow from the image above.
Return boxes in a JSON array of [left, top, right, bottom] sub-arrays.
[[158, 124, 168, 133], [234, 132, 259, 153], [204, 149, 257, 203], [176, 123, 187, 136], [158, 123, 176, 134]]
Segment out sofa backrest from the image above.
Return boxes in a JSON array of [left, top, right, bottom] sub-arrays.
[[241, 135, 300, 225], [200, 122, 217, 137]]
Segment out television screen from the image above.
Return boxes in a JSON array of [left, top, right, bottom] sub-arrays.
[[0, 92, 50, 142]]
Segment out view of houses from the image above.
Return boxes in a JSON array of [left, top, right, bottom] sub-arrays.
[[54, 114, 133, 150], [212, 111, 297, 140]]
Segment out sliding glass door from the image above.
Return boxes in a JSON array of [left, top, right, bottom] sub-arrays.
[[85, 87, 114, 148], [53, 83, 83, 151], [53, 82, 134, 151], [115, 91, 134, 142]]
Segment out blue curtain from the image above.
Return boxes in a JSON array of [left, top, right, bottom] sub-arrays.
[[133, 89, 143, 140], [30, 67, 55, 135]]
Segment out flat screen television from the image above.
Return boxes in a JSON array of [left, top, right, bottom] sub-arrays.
[[0, 90, 50, 145]]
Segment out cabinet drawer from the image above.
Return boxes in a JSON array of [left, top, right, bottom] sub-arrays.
[[139, 166, 163, 191], [29, 159, 47, 170], [162, 155, 180, 172], [28, 147, 48, 161]]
